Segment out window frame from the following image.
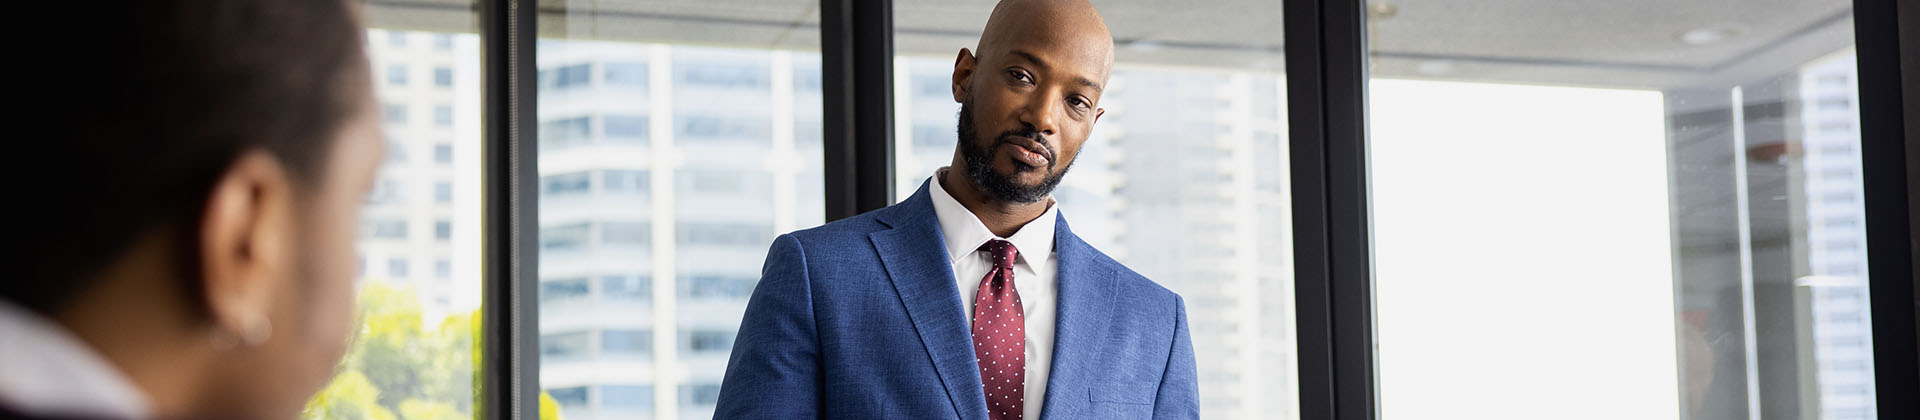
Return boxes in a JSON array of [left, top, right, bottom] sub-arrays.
[[1852, 3, 1919, 420], [473, 1, 1920, 420]]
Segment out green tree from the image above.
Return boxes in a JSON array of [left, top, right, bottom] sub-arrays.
[[540, 391, 562, 420], [303, 283, 563, 420], [304, 283, 471, 420], [302, 370, 396, 420]]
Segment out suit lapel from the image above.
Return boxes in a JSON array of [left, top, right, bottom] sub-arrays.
[[1039, 214, 1116, 419], [872, 183, 989, 420]]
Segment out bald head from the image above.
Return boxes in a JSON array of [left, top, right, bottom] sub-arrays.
[[975, 0, 1115, 86]]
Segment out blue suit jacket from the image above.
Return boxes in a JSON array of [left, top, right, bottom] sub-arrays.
[[714, 181, 1199, 419]]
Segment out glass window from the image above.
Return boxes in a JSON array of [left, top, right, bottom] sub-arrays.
[[676, 115, 772, 143], [683, 330, 735, 354], [542, 331, 592, 361], [604, 61, 649, 87], [434, 219, 451, 241], [602, 329, 652, 357], [382, 103, 407, 124], [601, 385, 654, 411], [367, 219, 407, 239], [549, 386, 589, 411], [434, 143, 453, 164], [674, 223, 771, 247], [678, 384, 722, 408], [910, 122, 950, 148], [603, 170, 650, 195], [676, 169, 745, 193], [537, 2, 825, 419], [602, 275, 651, 301], [541, 223, 591, 252], [434, 66, 453, 87], [1364, 2, 1875, 419], [384, 141, 407, 164], [680, 275, 756, 299], [541, 117, 593, 149], [893, 2, 1295, 418], [542, 172, 592, 196], [676, 63, 768, 89], [552, 64, 591, 89], [541, 277, 591, 306], [434, 181, 452, 203], [435, 258, 450, 279], [434, 104, 453, 126], [387, 257, 408, 278], [602, 222, 651, 247], [387, 63, 408, 86], [604, 115, 650, 141], [368, 177, 405, 204], [386, 30, 407, 47]]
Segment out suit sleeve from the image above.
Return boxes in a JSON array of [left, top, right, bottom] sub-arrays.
[[1152, 294, 1201, 419], [713, 234, 822, 419]]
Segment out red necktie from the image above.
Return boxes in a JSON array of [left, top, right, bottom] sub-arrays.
[[972, 239, 1025, 420]]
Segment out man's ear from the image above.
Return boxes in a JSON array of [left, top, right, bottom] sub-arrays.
[[198, 150, 294, 342], [952, 47, 977, 103], [1094, 107, 1105, 124]]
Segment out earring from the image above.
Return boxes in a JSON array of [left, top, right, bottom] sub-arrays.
[[241, 316, 274, 346], [210, 315, 274, 350]]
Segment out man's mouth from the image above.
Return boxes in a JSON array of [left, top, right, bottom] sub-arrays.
[[1001, 135, 1053, 168]]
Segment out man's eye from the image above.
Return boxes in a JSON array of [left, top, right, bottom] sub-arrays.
[[1068, 97, 1089, 108], [1007, 70, 1033, 84]]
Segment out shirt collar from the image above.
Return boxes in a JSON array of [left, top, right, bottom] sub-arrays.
[[0, 300, 150, 419], [927, 168, 1059, 265]]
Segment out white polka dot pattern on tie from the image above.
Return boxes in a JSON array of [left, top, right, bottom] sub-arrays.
[[972, 239, 1024, 420]]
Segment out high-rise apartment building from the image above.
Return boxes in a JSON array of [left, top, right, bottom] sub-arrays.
[[360, 29, 484, 323], [1798, 52, 1877, 420], [534, 41, 823, 420]]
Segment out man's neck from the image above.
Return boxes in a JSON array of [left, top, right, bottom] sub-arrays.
[[938, 167, 1052, 238]]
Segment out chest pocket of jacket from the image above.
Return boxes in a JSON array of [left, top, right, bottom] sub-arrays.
[[1087, 381, 1156, 419]]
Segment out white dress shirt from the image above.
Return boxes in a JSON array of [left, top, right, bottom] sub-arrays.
[[0, 301, 150, 419], [928, 169, 1058, 420]]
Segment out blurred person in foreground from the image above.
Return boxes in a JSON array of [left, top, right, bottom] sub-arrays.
[[715, 1, 1198, 419], [3, 0, 381, 418]]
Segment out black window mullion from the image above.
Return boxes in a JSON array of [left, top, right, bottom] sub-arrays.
[[1853, 1, 1918, 419], [821, 0, 897, 221], [481, 0, 539, 419], [1286, 0, 1375, 420]]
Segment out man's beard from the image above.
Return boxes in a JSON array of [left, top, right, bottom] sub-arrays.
[[956, 96, 1073, 204]]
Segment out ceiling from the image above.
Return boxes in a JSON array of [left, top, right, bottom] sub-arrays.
[[369, 0, 1857, 90]]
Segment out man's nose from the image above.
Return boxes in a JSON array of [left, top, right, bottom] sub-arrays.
[[1017, 91, 1061, 137]]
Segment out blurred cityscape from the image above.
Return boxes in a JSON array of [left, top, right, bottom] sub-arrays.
[[319, 26, 1875, 420]]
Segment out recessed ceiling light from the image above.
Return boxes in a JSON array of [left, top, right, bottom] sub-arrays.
[[1676, 25, 1745, 46], [1368, 3, 1398, 20]]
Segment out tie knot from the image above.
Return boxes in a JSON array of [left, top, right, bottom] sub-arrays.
[[980, 239, 1018, 269]]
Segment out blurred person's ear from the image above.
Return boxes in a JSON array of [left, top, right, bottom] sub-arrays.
[[197, 151, 297, 347]]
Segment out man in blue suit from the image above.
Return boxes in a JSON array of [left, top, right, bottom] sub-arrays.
[[715, 1, 1198, 418]]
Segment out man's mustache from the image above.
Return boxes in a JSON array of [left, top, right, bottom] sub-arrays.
[[996, 129, 1056, 164]]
